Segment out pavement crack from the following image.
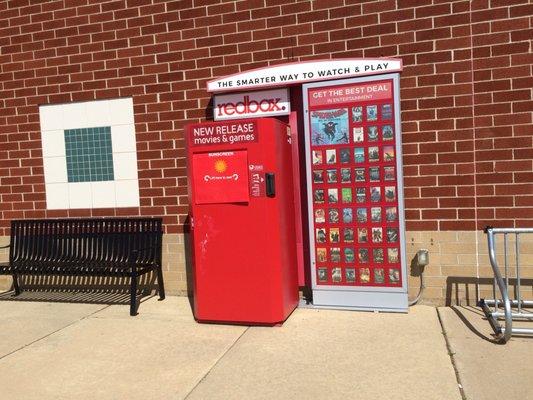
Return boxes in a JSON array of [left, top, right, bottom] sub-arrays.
[[436, 307, 467, 400], [183, 326, 250, 400], [0, 304, 110, 362]]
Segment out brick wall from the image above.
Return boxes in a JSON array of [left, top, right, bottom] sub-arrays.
[[0, 0, 531, 235]]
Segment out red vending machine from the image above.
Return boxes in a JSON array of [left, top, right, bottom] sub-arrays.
[[186, 118, 299, 325]]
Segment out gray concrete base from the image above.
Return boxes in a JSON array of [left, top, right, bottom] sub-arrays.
[[8, 297, 527, 400], [438, 306, 533, 400]]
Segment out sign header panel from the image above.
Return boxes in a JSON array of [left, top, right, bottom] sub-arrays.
[[207, 58, 402, 93], [214, 89, 290, 121]]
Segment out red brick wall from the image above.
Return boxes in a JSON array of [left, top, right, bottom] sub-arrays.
[[0, 0, 531, 235]]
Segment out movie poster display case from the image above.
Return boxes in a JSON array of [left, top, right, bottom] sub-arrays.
[[303, 73, 408, 312]]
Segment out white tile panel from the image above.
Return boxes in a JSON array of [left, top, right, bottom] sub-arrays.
[[39, 104, 63, 131], [91, 181, 116, 208], [115, 180, 140, 207], [86, 99, 111, 127], [68, 182, 93, 209], [62, 102, 88, 130], [43, 157, 68, 184], [113, 152, 139, 180], [41, 130, 66, 157], [45, 183, 69, 210], [111, 124, 137, 153], [108, 97, 134, 125]]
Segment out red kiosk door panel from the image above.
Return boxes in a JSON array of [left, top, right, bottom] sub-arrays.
[[186, 118, 298, 325], [192, 150, 249, 204]]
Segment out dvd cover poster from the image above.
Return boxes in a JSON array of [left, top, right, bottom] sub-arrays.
[[326, 169, 338, 183], [358, 248, 369, 263], [340, 148, 351, 163], [345, 268, 356, 283], [316, 248, 327, 263], [374, 268, 385, 284], [356, 188, 366, 203], [313, 170, 324, 183], [384, 166, 395, 181], [326, 149, 336, 164], [356, 207, 367, 223], [373, 248, 384, 263], [382, 104, 392, 120], [312, 150, 323, 165], [358, 227, 368, 243], [344, 227, 354, 242], [369, 167, 380, 181], [341, 188, 352, 203], [315, 209, 325, 223], [332, 267, 342, 283], [383, 145, 395, 162], [328, 188, 338, 204], [344, 247, 355, 263], [329, 228, 340, 243], [353, 127, 364, 142], [318, 267, 328, 283], [385, 186, 396, 202], [330, 248, 341, 263], [372, 227, 382, 243], [388, 247, 399, 263], [342, 207, 353, 223], [314, 189, 324, 203], [316, 228, 326, 243], [360, 267, 371, 283], [368, 126, 378, 141], [311, 109, 350, 145], [389, 268, 400, 284], [352, 106, 363, 122], [340, 168, 351, 183], [386, 228, 398, 243], [328, 208, 339, 223], [355, 168, 365, 182], [367, 105, 377, 121], [382, 125, 394, 140], [354, 147, 365, 163]]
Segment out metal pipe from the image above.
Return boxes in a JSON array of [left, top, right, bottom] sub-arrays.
[[489, 228, 533, 234], [502, 327, 533, 335], [486, 228, 513, 343], [491, 312, 533, 320], [484, 299, 533, 307], [516, 233, 521, 313]]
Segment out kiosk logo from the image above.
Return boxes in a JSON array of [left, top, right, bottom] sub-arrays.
[[214, 89, 290, 121], [214, 159, 228, 173]]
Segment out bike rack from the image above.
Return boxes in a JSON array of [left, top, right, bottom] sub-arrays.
[[479, 226, 533, 343]]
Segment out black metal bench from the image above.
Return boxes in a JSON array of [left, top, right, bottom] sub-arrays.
[[0, 218, 165, 316]]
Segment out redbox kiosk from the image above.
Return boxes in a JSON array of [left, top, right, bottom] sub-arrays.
[[186, 118, 299, 325]]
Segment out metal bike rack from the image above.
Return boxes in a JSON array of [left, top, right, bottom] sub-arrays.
[[479, 226, 533, 343]]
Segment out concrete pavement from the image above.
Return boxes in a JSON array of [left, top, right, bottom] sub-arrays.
[[438, 306, 533, 400], [0, 296, 528, 400]]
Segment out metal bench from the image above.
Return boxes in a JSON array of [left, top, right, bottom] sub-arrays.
[[0, 218, 165, 316]]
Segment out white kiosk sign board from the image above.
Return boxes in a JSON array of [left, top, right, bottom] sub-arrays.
[[303, 73, 408, 312]]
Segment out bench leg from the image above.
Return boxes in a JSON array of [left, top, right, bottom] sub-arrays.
[[12, 274, 21, 296], [156, 265, 165, 301], [130, 275, 138, 316]]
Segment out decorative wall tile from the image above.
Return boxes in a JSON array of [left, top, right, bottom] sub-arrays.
[[39, 97, 139, 210]]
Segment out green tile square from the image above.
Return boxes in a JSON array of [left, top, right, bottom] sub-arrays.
[[64, 126, 114, 183]]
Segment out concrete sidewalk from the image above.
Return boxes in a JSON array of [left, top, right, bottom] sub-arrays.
[[0, 296, 528, 400]]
